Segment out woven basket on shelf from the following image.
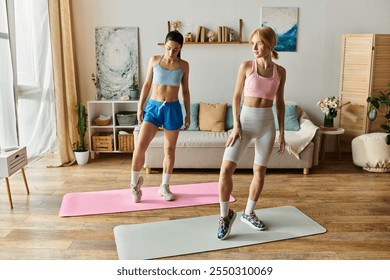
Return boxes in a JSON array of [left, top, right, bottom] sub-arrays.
[[94, 116, 112, 126], [118, 133, 134, 152], [116, 112, 137, 126], [92, 133, 113, 151]]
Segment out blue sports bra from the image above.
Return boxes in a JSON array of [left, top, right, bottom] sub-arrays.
[[152, 56, 183, 87]]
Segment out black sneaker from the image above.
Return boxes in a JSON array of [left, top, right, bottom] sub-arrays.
[[217, 209, 236, 240]]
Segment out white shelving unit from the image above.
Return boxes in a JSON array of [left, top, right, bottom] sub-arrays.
[[87, 100, 138, 159]]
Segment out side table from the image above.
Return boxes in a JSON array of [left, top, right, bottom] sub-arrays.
[[0, 146, 30, 209], [320, 127, 345, 161]]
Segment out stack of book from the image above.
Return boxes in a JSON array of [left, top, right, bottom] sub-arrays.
[[194, 25, 233, 43], [217, 26, 231, 42], [195, 26, 207, 42]]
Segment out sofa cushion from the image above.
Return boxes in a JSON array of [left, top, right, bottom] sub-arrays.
[[225, 105, 234, 130], [181, 103, 199, 131], [199, 102, 227, 132], [272, 104, 300, 131], [186, 103, 300, 132]]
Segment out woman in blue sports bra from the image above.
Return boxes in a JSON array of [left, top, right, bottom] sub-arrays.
[[129, 30, 191, 203]]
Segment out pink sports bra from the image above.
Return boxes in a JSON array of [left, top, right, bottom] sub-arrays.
[[243, 60, 280, 100]]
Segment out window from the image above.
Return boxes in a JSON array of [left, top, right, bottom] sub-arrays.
[[14, 0, 39, 88], [0, 0, 56, 157]]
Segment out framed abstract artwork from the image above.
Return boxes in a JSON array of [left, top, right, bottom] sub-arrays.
[[261, 7, 299, 52], [95, 27, 139, 100]]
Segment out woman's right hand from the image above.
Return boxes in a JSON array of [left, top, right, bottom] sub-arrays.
[[226, 126, 242, 147], [137, 110, 143, 125]]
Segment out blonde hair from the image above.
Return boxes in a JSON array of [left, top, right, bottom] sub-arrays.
[[249, 26, 279, 60]]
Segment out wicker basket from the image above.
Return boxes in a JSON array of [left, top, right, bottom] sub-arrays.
[[94, 116, 112, 126], [118, 133, 134, 152], [92, 133, 113, 151]]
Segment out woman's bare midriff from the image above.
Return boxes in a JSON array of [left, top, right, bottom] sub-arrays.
[[150, 84, 180, 102], [243, 96, 273, 108]]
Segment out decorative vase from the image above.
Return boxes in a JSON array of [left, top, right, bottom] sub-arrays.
[[129, 90, 139, 100], [323, 113, 334, 127]]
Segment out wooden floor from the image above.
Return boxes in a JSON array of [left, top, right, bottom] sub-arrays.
[[0, 152, 389, 260]]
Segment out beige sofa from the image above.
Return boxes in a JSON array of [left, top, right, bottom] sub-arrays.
[[134, 102, 320, 175]]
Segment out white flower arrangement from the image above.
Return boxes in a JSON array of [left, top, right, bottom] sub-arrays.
[[317, 96, 340, 118]]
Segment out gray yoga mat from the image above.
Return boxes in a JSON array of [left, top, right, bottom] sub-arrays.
[[114, 205, 326, 260]]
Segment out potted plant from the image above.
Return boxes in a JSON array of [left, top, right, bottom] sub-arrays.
[[367, 86, 390, 145], [73, 102, 89, 165], [129, 74, 139, 100]]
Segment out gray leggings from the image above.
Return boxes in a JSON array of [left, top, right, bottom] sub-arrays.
[[223, 106, 276, 166]]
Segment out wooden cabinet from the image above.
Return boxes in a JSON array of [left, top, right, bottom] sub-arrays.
[[87, 101, 138, 159], [0, 146, 30, 209], [338, 34, 390, 151], [0, 146, 27, 177]]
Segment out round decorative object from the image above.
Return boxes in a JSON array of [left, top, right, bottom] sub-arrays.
[[367, 107, 377, 121], [352, 133, 390, 172]]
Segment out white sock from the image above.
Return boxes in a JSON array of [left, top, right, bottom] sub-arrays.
[[220, 201, 230, 217], [130, 171, 140, 187], [162, 173, 171, 185], [245, 199, 257, 215]]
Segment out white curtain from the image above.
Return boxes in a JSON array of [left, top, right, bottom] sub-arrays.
[[14, 0, 56, 158], [0, 0, 56, 158], [0, 0, 18, 150]]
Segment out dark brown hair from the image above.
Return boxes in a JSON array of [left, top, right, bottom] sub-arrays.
[[165, 30, 184, 58]]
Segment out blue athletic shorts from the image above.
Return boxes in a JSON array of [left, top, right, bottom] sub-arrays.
[[143, 99, 183, 130]]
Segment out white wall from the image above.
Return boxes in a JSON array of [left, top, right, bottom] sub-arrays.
[[71, 0, 390, 126]]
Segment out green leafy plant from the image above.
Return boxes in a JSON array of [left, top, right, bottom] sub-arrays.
[[74, 102, 88, 152], [367, 87, 390, 145], [130, 74, 139, 91]]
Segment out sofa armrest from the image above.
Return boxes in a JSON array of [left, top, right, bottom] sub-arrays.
[[311, 130, 321, 166], [299, 110, 320, 166]]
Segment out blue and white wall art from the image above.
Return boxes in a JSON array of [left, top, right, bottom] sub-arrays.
[[95, 27, 139, 100], [261, 7, 299, 52]]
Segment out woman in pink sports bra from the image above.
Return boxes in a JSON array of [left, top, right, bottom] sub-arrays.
[[216, 26, 286, 240]]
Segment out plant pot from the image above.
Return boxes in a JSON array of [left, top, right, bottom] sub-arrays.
[[129, 90, 139, 100], [74, 151, 89, 165]]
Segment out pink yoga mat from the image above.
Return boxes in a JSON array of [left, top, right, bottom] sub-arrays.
[[59, 182, 235, 217]]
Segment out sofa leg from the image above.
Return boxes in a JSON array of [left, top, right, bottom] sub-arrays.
[[303, 168, 310, 175], [145, 168, 152, 174]]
